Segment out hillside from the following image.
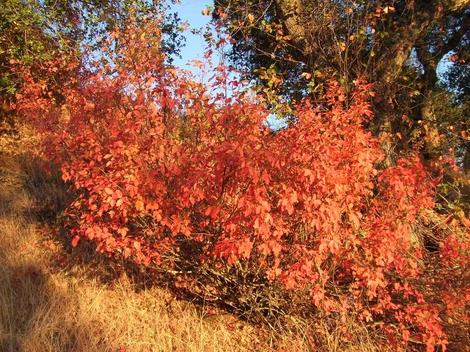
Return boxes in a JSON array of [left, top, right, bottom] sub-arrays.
[[0, 131, 386, 352]]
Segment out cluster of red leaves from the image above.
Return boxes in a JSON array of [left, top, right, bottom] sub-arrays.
[[17, 22, 469, 351]]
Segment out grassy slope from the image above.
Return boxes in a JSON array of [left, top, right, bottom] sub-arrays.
[[0, 129, 384, 352], [0, 154, 310, 352]]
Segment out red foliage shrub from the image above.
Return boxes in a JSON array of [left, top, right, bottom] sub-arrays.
[[17, 21, 469, 351]]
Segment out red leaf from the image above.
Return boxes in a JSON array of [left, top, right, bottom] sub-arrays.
[[71, 235, 80, 247]]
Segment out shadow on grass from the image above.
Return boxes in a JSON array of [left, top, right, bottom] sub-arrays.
[[0, 153, 110, 352], [0, 263, 86, 352]]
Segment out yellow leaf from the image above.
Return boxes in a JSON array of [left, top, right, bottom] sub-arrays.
[[135, 199, 145, 211]]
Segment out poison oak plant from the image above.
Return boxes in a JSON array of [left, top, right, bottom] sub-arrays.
[[16, 19, 470, 352]]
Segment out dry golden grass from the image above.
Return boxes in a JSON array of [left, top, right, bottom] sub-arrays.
[[0, 146, 387, 352]]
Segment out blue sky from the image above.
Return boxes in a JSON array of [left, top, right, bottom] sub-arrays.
[[168, 1, 286, 130], [169, 0, 213, 69]]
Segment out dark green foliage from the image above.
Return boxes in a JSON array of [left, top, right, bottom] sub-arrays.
[[214, 0, 470, 167]]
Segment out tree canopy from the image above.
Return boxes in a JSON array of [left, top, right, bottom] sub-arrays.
[[0, 0, 183, 128], [214, 0, 470, 169]]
